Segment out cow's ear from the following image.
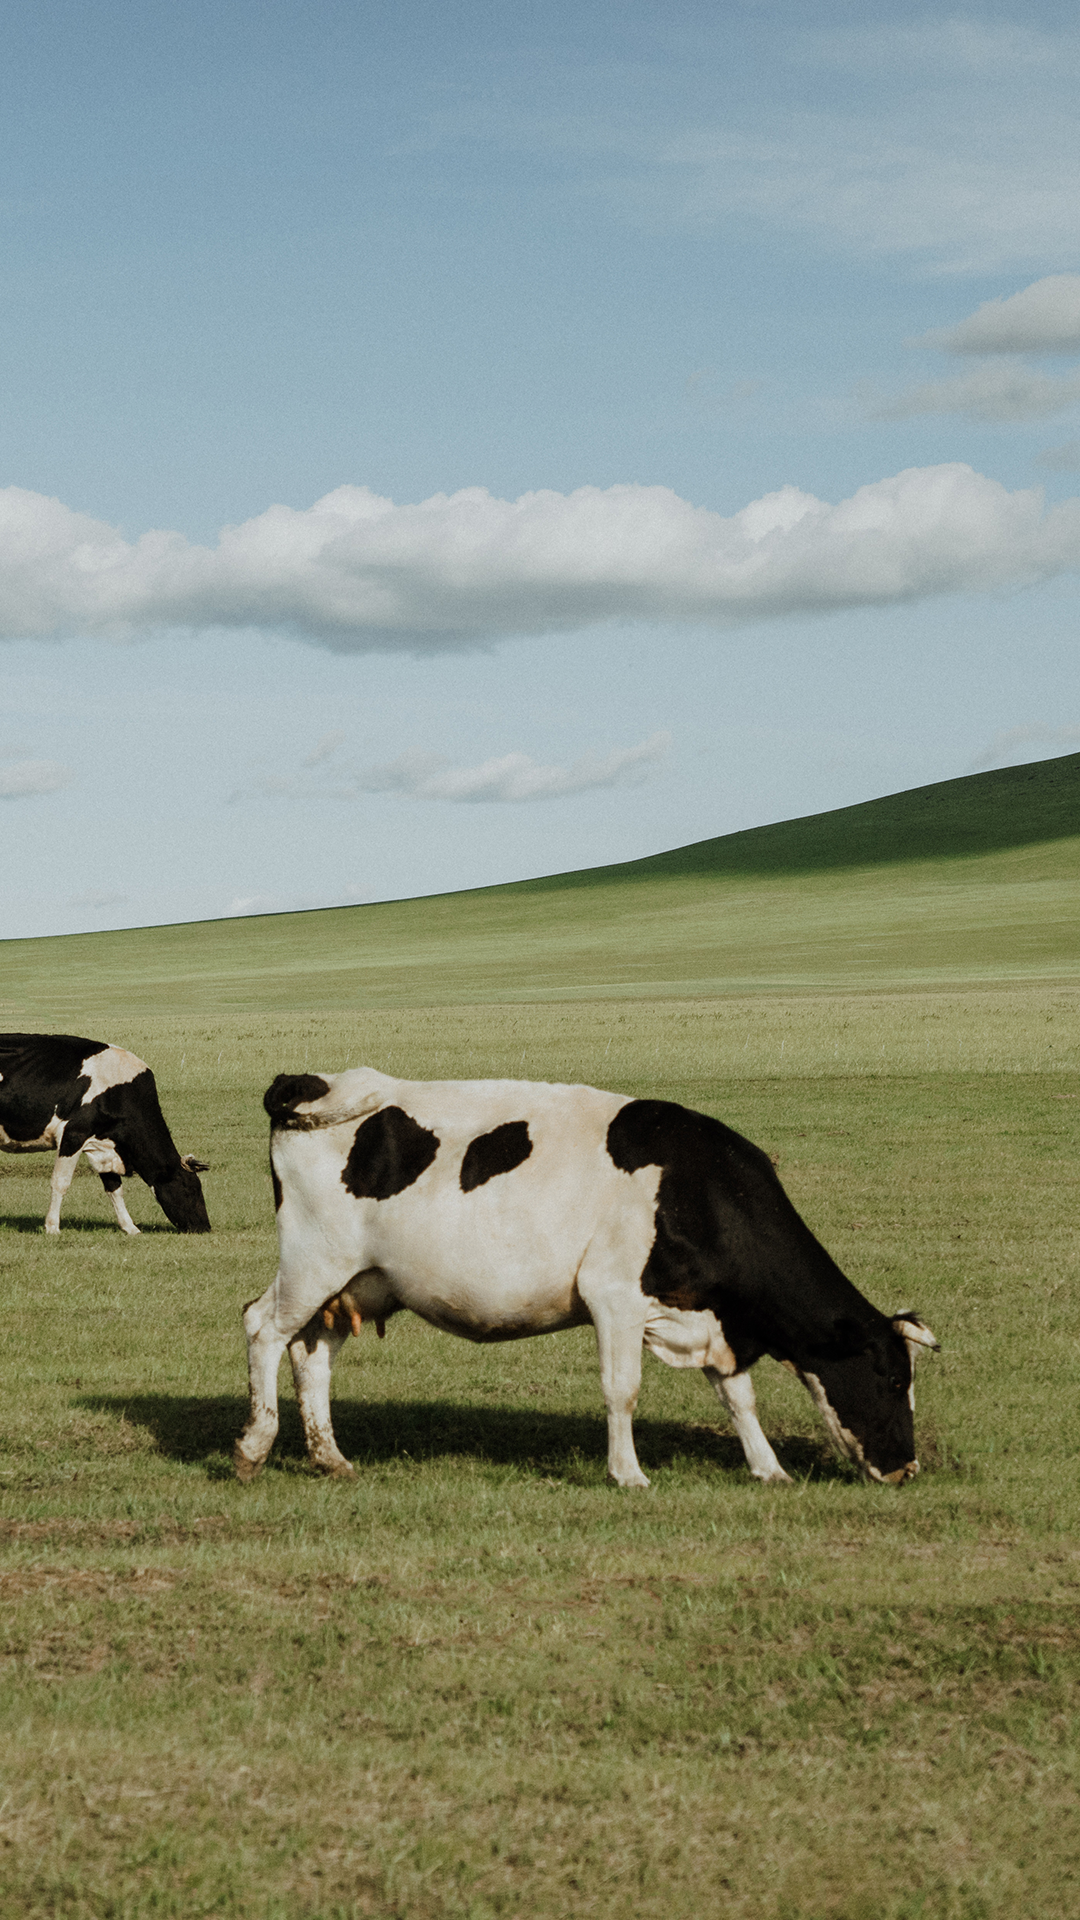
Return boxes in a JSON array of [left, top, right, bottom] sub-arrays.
[[891, 1314, 939, 1352], [181, 1155, 209, 1173]]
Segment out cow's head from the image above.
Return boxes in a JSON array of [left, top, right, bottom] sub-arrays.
[[153, 1157, 211, 1232], [792, 1313, 939, 1484]]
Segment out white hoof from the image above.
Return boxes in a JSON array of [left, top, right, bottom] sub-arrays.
[[753, 1466, 792, 1484], [608, 1467, 650, 1489]]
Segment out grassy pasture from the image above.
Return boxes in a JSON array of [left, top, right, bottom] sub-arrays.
[[1, 756, 1079, 1918]]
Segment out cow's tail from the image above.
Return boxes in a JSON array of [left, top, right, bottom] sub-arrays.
[[263, 1073, 382, 1133]]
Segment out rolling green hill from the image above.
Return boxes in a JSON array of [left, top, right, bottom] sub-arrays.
[[512, 746, 1080, 884], [3, 752, 1078, 1022]]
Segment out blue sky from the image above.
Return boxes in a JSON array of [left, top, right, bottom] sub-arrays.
[[3, 0, 1080, 937]]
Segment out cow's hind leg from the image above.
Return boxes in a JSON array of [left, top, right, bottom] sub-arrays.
[[234, 1289, 290, 1483], [704, 1367, 791, 1484], [288, 1316, 354, 1478], [44, 1145, 81, 1234]]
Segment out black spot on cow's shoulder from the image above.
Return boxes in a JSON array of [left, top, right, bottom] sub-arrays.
[[607, 1097, 764, 1179], [608, 1098, 673, 1174], [460, 1120, 532, 1193], [341, 1107, 439, 1201], [264, 1074, 331, 1126]]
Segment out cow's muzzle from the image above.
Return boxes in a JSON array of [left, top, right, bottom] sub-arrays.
[[868, 1459, 920, 1486]]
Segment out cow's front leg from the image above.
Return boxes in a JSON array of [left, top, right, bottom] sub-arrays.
[[234, 1289, 290, 1483], [44, 1145, 81, 1234], [100, 1172, 140, 1235], [704, 1367, 791, 1483], [578, 1291, 649, 1488], [594, 1312, 648, 1486], [287, 1315, 354, 1478], [576, 1216, 653, 1488]]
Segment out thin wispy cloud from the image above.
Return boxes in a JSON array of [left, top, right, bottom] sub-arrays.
[[235, 731, 670, 806], [226, 890, 332, 916], [6, 468, 1080, 654], [304, 729, 346, 767], [969, 725, 1080, 771], [227, 894, 280, 916], [810, 21, 1073, 75], [0, 757, 71, 798], [351, 732, 670, 804], [871, 360, 1080, 424], [916, 275, 1080, 355], [1036, 441, 1080, 472], [639, 120, 1080, 274], [432, 29, 1080, 274], [68, 889, 127, 909]]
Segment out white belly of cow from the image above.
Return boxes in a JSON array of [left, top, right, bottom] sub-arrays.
[[275, 1142, 658, 1342], [358, 1202, 594, 1337]]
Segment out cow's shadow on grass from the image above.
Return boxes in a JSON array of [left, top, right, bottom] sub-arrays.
[[1, 1214, 174, 1235], [81, 1392, 850, 1484]]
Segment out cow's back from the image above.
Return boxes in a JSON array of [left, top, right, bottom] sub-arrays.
[[268, 1071, 650, 1330]]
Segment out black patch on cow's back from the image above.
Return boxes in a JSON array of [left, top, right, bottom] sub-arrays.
[[606, 1098, 885, 1375], [0, 1032, 110, 1141], [341, 1106, 439, 1200], [264, 1073, 332, 1126], [460, 1120, 532, 1193], [0, 1033, 109, 1074]]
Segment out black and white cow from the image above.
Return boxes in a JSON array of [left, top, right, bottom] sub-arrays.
[[0, 1033, 210, 1234], [236, 1069, 936, 1488]]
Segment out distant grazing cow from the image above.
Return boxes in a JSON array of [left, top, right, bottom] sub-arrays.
[[0, 1033, 210, 1234], [235, 1069, 936, 1488]]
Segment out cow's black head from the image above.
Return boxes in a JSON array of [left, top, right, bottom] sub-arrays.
[[153, 1158, 211, 1233], [796, 1315, 938, 1484]]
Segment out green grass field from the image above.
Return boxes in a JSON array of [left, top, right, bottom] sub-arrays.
[[1, 756, 1078, 1918]]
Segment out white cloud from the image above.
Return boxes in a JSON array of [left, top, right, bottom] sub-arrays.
[[917, 275, 1080, 355], [6, 468, 1080, 655], [871, 360, 1080, 424], [351, 731, 671, 804], [969, 725, 1080, 770], [0, 757, 71, 798]]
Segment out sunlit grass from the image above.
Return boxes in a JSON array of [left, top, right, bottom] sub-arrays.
[[1, 985, 1078, 1917], [2, 757, 1079, 1915]]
